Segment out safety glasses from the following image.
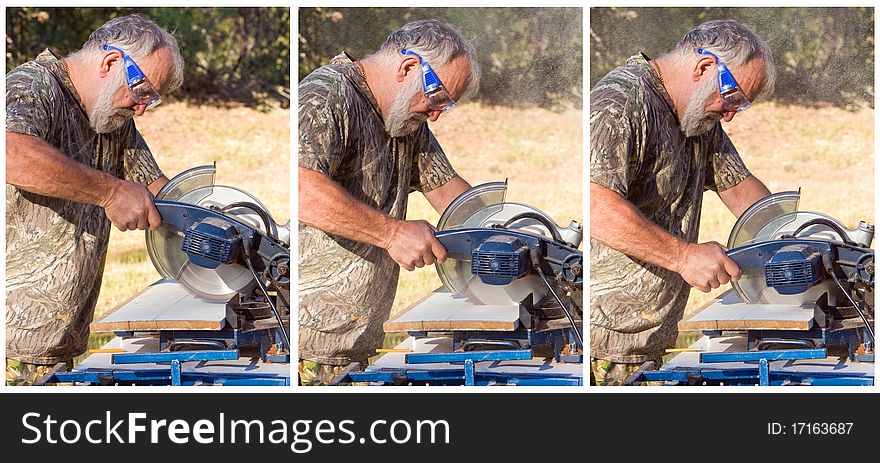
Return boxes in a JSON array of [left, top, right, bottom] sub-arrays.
[[102, 45, 162, 110], [697, 48, 751, 113], [401, 48, 456, 113]]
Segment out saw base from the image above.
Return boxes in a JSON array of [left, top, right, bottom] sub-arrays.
[[351, 336, 582, 386]]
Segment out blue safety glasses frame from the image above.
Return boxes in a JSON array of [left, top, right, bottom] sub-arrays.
[[401, 48, 457, 113], [697, 48, 751, 113], [102, 44, 162, 110]]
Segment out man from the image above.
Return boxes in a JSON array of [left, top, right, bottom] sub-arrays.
[[298, 19, 480, 385], [5, 14, 184, 385], [590, 20, 776, 385]]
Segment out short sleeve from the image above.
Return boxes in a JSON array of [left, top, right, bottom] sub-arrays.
[[409, 126, 457, 193], [123, 123, 163, 185], [589, 89, 639, 198], [6, 65, 54, 140], [298, 76, 345, 176], [703, 126, 751, 192]]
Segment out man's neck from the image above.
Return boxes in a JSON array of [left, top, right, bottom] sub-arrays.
[[652, 56, 688, 122], [358, 58, 391, 120], [63, 55, 95, 115]]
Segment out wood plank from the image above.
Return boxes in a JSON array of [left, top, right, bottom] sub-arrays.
[[91, 280, 229, 332], [384, 292, 520, 332], [679, 290, 817, 331]]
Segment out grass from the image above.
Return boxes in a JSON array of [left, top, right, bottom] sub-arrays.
[[92, 101, 290, 324], [675, 101, 874, 351], [386, 102, 583, 344]]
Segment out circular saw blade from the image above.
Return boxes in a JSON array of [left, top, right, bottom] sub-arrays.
[[146, 170, 276, 301], [436, 182, 558, 305]]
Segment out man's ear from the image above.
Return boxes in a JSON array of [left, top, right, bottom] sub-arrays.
[[692, 55, 715, 83], [395, 55, 420, 83], [99, 50, 123, 79]]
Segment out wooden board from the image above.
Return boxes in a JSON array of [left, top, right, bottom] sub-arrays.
[[678, 290, 819, 331], [91, 280, 229, 332], [384, 291, 520, 332]]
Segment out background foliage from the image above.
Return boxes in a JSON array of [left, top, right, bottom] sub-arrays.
[[299, 7, 583, 109], [6, 7, 290, 106], [590, 7, 874, 108]]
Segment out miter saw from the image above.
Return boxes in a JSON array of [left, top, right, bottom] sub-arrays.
[[43, 165, 290, 386], [342, 181, 584, 386], [633, 190, 874, 386]]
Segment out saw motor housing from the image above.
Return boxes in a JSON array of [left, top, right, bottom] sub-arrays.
[[471, 236, 530, 285], [181, 217, 242, 269], [763, 244, 825, 295]]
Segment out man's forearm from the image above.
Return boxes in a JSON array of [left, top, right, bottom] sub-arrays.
[[718, 175, 771, 218], [590, 182, 687, 272], [298, 166, 396, 248], [7, 132, 118, 207], [423, 175, 470, 214]]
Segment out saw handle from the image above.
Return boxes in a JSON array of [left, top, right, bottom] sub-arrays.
[[499, 211, 568, 245]]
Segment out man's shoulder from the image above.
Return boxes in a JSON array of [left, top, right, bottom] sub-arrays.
[[299, 62, 356, 106], [7, 59, 58, 97], [591, 63, 651, 108]]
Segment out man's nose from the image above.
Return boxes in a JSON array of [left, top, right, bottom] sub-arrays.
[[427, 110, 442, 122], [133, 104, 147, 117], [722, 111, 736, 122]]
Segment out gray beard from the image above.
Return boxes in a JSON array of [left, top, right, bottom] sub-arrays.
[[681, 79, 722, 138], [385, 79, 427, 137], [90, 73, 134, 133]]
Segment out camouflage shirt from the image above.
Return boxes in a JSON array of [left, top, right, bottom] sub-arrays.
[[590, 53, 750, 363], [6, 49, 163, 364], [298, 52, 457, 365]]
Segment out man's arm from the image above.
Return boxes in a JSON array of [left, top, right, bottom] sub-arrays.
[[299, 166, 447, 271], [147, 176, 169, 196], [717, 175, 771, 218], [591, 182, 741, 292], [6, 132, 161, 231], [423, 175, 470, 214]]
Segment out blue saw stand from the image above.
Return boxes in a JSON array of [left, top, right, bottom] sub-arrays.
[[629, 290, 873, 386], [337, 289, 583, 386], [40, 281, 290, 386]]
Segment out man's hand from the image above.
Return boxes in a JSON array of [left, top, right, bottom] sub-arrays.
[[384, 219, 448, 271], [674, 241, 741, 292], [100, 178, 162, 231]]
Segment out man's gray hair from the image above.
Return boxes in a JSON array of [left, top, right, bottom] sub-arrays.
[[73, 14, 184, 94], [671, 19, 775, 100], [375, 19, 481, 102]]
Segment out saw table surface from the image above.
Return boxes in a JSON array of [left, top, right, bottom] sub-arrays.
[[366, 336, 582, 377], [383, 291, 521, 332], [91, 280, 229, 332], [678, 290, 820, 331], [73, 336, 289, 377], [662, 335, 874, 377]]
